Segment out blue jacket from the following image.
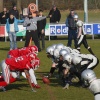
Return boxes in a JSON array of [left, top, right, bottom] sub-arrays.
[[6, 17, 24, 33]]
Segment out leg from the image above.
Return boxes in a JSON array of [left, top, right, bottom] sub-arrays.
[[73, 30, 77, 48], [32, 31, 41, 51], [67, 30, 73, 47], [24, 31, 32, 47], [77, 35, 84, 52], [8, 32, 13, 50], [1, 60, 10, 84], [41, 34, 45, 49], [83, 35, 95, 55], [38, 33, 41, 50], [13, 32, 17, 49]]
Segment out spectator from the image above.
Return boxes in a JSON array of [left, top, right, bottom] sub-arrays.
[[65, 9, 77, 48], [9, 5, 19, 19], [23, 13, 46, 52], [48, 5, 61, 39], [6, 13, 24, 50], [0, 7, 9, 24], [37, 10, 46, 50], [9, 5, 23, 41]]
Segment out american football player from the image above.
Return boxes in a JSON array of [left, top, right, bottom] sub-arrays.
[[0, 53, 40, 91], [73, 14, 95, 55], [81, 69, 100, 100]]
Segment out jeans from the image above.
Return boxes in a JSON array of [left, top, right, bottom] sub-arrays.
[[8, 32, 17, 50], [67, 29, 77, 48]]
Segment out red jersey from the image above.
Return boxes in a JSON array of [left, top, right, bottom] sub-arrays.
[[5, 55, 32, 71], [8, 47, 31, 57]]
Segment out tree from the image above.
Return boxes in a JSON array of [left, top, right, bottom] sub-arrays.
[[0, 0, 3, 12]]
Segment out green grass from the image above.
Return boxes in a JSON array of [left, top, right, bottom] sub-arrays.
[[0, 39, 100, 100]]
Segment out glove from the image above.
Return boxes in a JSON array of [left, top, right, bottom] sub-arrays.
[[27, 23, 31, 26]]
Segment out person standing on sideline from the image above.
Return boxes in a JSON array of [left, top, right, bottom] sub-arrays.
[[0, 7, 9, 24], [37, 10, 46, 50], [9, 5, 19, 19], [6, 13, 24, 50], [23, 13, 46, 52], [48, 5, 61, 40], [65, 9, 77, 48]]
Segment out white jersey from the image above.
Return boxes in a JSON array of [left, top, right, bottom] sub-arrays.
[[79, 54, 98, 69], [89, 79, 100, 94], [76, 20, 86, 35]]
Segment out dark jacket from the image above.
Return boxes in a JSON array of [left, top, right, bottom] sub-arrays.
[[65, 14, 77, 30], [48, 8, 61, 23], [37, 16, 46, 33], [9, 9, 19, 19], [0, 11, 9, 24]]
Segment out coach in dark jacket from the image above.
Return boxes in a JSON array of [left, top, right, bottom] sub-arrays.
[[48, 5, 61, 39], [65, 9, 77, 48], [37, 10, 46, 50], [48, 5, 61, 23]]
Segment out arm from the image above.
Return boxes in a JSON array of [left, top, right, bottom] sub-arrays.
[[17, 19, 24, 23], [65, 18, 69, 27], [24, 69, 34, 90], [35, 16, 46, 21], [77, 27, 82, 38]]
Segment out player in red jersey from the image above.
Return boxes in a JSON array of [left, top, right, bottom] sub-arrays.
[[0, 53, 40, 92], [8, 45, 38, 58]]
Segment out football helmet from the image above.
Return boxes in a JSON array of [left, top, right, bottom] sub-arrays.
[[53, 48, 60, 59], [29, 45, 38, 54], [63, 54, 72, 64], [33, 58, 40, 70], [59, 49, 69, 57], [73, 14, 78, 19], [46, 46, 55, 55], [81, 69, 97, 87], [51, 44, 56, 49], [55, 43, 64, 50], [72, 56, 82, 65]]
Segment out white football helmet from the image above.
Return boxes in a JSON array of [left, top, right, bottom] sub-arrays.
[[72, 56, 82, 65], [59, 49, 69, 57], [51, 44, 56, 49], [73, 14, 78, 19], [53, 48, 60, 59], [55, 43, 64, 50], [63, 46, 72, 53], [81, 69, 97, 87], [46, 46, 55, 55], [63, 54, 72, 64]]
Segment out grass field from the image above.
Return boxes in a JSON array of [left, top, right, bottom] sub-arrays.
[[0, 39, 100, 100]]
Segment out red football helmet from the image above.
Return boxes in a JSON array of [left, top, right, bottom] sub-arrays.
[[29, 45, 38, 54], [33, 57, 40, 70]]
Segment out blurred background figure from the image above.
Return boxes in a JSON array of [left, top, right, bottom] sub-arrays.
[[37, 10, 46, 50], [0, 7, 9, 41], [9, 5, 19, 19], [65, 9, 77, 48], [0, 7, 9, 24], [48, 5, 61, 40]]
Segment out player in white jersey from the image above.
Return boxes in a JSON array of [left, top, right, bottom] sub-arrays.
[[63, 53, 99, 85], [73, 14, 95, 55], [81, 69, 100, 100]]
